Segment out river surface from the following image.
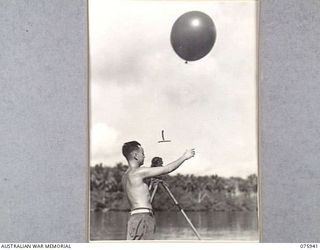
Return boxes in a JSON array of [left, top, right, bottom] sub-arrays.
[[90, 211, 258, 241]]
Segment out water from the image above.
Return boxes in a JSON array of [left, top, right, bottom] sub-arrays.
[[90, 211, 258, 241]]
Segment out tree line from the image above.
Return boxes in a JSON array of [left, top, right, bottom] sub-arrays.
[[90, 163, 257, 212]]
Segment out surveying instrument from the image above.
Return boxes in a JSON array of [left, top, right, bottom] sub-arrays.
[[148, 156, 201, 240]]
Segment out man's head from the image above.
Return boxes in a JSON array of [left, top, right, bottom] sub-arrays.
[[151, 157, 163, 167], [122, 141, 145, 166]]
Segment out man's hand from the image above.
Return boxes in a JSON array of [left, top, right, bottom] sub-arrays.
[[183, 149, 195, 160]]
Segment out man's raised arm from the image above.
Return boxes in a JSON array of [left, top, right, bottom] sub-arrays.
[[137, 149, 195, 179]]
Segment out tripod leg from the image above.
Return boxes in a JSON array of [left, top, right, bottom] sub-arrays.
[[161, 183, 201, 240], [150, 183, 159, 203], [148, 178, 155, 191]]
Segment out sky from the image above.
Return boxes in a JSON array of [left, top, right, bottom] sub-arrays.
[[89, 0, 258, 178]]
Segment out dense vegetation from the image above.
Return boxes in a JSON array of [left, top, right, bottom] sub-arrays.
[[90, 163, 257, 212]]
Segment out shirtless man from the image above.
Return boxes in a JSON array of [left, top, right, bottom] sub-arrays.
[[121, 141, 195, 240]]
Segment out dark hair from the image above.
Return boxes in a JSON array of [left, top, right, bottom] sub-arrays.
[[122, 141, 141, 160], [151, 157, 163, 167]]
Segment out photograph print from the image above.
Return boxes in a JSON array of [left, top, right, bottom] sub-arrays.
[[89, 0, 258, 241]]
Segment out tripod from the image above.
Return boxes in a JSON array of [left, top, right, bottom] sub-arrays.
[[149, 179, 201, 240]]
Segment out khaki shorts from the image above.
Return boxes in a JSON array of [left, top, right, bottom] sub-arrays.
[[126, 213, 156, 240]]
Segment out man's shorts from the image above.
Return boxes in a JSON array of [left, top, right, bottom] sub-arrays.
[[126, 211, 156, 240]]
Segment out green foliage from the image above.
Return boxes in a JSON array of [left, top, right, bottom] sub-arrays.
[[90, 163, 258, 212]]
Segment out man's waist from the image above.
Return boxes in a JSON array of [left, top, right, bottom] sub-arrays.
[[130, 207, 153, 216]]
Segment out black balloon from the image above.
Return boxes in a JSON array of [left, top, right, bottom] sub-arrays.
[[170, 11, 216, 62]]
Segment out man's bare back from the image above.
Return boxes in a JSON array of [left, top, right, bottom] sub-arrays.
[[122, 168, 152, 210]]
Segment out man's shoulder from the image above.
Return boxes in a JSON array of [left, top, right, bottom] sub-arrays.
[[125, 167, 145, 177]]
